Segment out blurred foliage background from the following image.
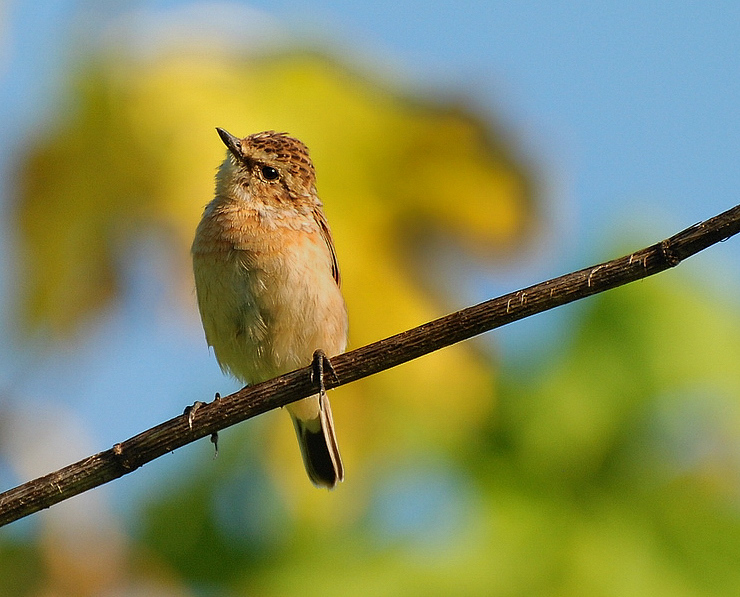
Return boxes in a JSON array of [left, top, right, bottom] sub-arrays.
[[2, 3, 740, 597]]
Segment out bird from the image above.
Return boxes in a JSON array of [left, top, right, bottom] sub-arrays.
[[191, 128, 347, 488]]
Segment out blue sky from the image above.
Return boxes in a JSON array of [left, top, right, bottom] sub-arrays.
[[1, 1, 739, 508], [3, 1, 739, 273]]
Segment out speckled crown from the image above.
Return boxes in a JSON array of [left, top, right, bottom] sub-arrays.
[[245, 131, 316, 183]]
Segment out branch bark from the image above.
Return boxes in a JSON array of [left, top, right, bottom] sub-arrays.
[[2, 203, 740, 528]]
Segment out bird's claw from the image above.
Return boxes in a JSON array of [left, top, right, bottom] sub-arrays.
[[210, 432, 219, 458], [184, 401, 207, 430], [311, 349, 339, 402], [185, 394, 221, 457]]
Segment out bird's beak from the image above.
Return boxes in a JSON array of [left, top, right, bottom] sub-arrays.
[[216, 127, 243, 159]]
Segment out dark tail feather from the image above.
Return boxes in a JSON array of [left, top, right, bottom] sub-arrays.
[[291, 394, 344, 488]]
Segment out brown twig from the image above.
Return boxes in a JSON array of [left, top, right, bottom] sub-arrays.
[[1, 204, 740, 528]]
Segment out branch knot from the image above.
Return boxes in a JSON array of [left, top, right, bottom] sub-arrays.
[[659, 239, 681, 268], [112, 442, 136, 472]]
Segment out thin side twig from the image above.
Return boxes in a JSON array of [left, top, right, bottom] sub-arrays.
[[1, 203, 740, 528]]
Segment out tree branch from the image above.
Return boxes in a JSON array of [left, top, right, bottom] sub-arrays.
[[2, 203, 740, 528]]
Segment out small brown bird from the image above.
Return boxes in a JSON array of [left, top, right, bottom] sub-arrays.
[[191, 129, 347, 488]]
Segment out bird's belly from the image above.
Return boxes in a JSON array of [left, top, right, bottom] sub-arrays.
[[193, 247, 347, 385]]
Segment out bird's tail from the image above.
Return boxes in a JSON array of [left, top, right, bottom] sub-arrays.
[[288, 393, 344, 488]]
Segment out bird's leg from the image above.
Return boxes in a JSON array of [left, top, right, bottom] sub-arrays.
[[311, 349, 339, 409], [210, 393, 220, 456]]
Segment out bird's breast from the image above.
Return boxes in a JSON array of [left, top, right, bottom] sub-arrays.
[[192, 212, 347, 384]]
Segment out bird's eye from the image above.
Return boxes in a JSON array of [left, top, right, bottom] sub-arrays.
[[260, 165, 279, 181]]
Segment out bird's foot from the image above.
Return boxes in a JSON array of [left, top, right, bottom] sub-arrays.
[[311, 349, 339, 404], [183, 401, 207, 430]]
